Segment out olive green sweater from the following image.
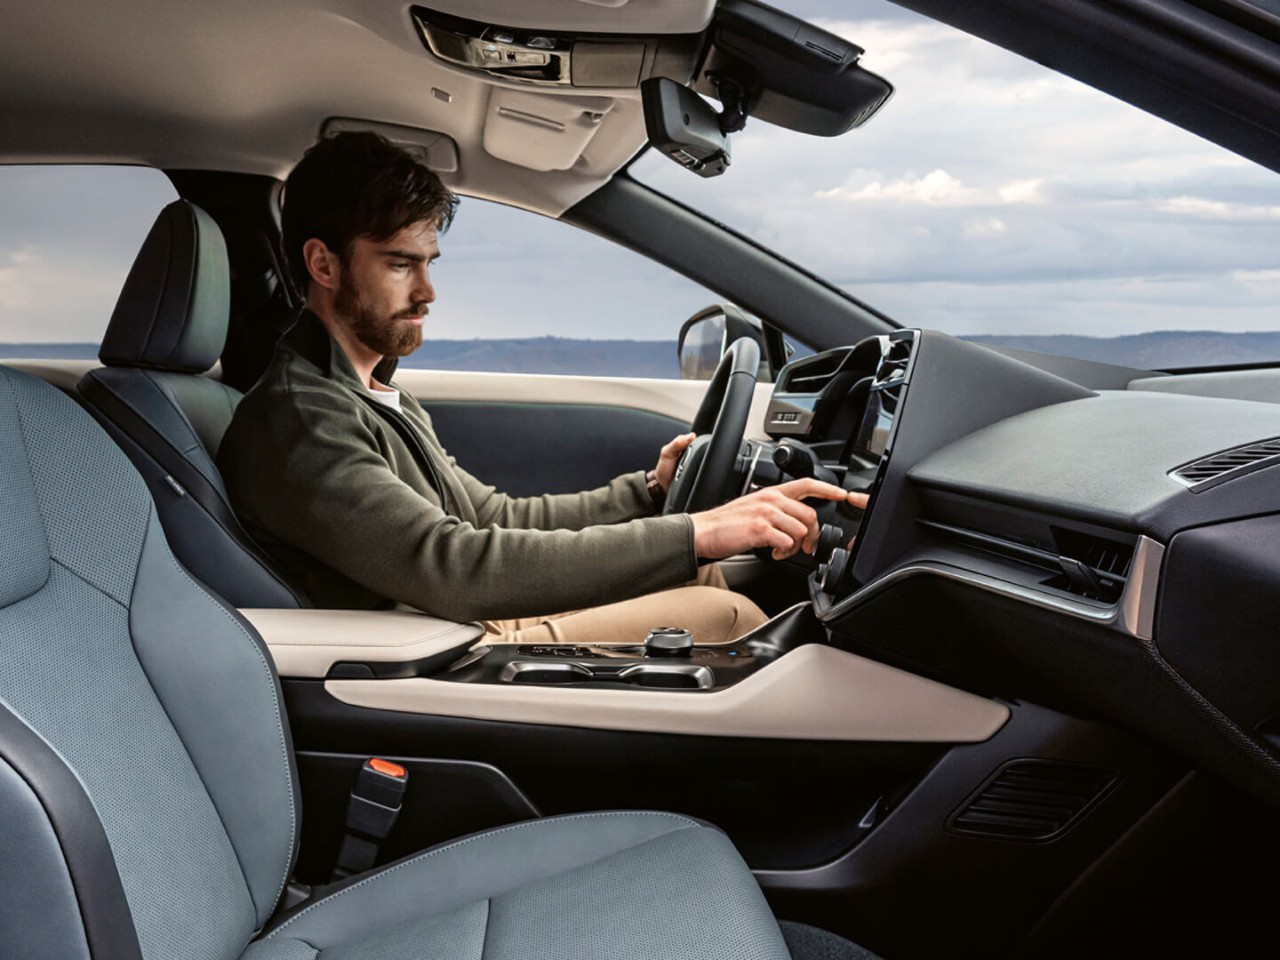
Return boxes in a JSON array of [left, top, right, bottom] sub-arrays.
[[217, 311, 698, 620]]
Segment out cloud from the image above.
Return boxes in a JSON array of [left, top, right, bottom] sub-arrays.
[[820, 170, 1043, 207], [963, 218, 1008, 239], [636, 0, 1280, 348], [1157, 196, 1280, 220], [0, 242, 141, 342], [1233, 269, 1280, 296]]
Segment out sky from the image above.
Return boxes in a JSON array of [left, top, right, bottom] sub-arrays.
[[2, 0, 1279, 348]]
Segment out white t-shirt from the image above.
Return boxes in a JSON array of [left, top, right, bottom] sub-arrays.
[[366, 383, 402, 412]]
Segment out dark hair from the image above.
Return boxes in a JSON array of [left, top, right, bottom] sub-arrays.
[[282, 131, 458, 294]]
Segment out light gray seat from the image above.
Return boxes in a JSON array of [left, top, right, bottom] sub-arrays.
[[77, 199, 306, 608], [0, 363, 799, 959]]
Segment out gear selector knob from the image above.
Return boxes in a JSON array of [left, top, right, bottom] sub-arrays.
[[645, 627, 694, 658]]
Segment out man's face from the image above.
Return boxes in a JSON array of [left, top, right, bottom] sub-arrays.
[[333, 220, 439, 358]]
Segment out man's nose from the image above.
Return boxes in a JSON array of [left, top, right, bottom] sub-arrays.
[[413, 265, 435, 304]]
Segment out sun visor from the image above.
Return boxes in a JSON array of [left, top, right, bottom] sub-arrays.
[[482, 89, 614, 171], [320, 119, 460, 173]]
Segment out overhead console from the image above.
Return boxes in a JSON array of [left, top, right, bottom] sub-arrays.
[[411, 6, 701, 88]]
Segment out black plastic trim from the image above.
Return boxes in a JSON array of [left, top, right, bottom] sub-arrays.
[[0, 703, 143, 960], [282, 678, 941, 871]]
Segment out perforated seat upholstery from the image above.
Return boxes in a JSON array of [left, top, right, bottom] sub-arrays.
[[77, 200, 305, 607], [0, 364, 797, 960]]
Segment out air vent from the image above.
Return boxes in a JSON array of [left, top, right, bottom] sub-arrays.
[[1170, 436, 1280, 491], [781, 352, 845, 393], [948, 760, 1117, 842], [917, 521, 1135, 603], [1047, 527, 1134, 602], [873, 336, 913, 388]]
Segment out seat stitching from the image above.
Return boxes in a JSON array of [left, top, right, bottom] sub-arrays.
[[265, 811, 701, 937], [48, 558, 128, 610], [8, 372, 137, 606], [478, 898, 491, 960]]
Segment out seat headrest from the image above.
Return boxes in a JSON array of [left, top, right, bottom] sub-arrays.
[[99, 200, 230, 373]]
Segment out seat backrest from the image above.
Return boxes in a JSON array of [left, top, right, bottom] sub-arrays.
[[0, 365, 299, 960], [78, 200, 306, 608]]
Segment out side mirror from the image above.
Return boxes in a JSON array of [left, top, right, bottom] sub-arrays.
[[677, 304, 770, 381]]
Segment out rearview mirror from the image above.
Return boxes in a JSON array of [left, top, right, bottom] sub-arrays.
[[641, 78, 731, 178]]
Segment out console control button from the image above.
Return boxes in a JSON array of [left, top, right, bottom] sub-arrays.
[[816, 523, 846, 564], [517, 645, 598, 658], [644, 627, 694, 658], [820, 547, 851, 596]]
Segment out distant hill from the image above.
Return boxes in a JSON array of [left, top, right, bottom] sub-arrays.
[[8, 330, 1280, 376], [399, 337, 681, 378], [0, 338, 685, 377]]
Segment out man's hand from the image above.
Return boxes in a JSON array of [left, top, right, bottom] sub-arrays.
[[691, 479, 870, 561], [653, 432, 697, 493]]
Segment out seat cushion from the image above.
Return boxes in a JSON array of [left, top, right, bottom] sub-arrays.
[[244, 811, 791, 960]]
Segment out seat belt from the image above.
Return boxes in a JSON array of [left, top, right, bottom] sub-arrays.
[[331, 758, 409, 881]]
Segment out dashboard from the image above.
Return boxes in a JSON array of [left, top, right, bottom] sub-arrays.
[[760, 329, 1280, 809]]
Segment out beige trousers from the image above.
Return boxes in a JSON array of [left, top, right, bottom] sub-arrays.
[[480, 565, 768, 646]]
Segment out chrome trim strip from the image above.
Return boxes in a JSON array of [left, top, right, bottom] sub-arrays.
[[499, 661, 593, 682], [617, 663, 715, 689], [741, 442, 766, 497], [498, 660, 715, 689], [819, 538, 1165, 640], [1121, 535, 1164, 641]]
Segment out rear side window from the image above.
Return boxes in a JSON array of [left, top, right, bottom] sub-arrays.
[[0, 165, 178, 358]]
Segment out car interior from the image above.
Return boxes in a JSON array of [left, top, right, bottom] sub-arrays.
[[6, 1, 1280, 958]]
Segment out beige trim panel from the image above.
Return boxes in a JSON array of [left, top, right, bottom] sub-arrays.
[[325, 643, 1010, 742], [396, 369, 774, 440], [242, 607, 484, 679]]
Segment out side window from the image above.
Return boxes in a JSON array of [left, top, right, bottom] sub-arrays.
[[414, 196, 729, 379], [0, 165, 178, 359]]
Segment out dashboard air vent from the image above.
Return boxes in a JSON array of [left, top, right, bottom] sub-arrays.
[[948, 760, 1117, 842], [1171, 437, 1280, 491], [780, 352, 845, 393], [1047, 528, 1133, 602]]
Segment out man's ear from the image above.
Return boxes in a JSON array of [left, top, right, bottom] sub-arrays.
[[302, 238, 340, 293]]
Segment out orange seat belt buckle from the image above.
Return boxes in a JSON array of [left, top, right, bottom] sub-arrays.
[[331, 757, 408, 881]]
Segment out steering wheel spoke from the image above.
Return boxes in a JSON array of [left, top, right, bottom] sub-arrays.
[[664, 338, 759, 514]]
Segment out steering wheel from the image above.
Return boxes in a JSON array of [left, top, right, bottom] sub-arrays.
[[664, 337, 760, 515]]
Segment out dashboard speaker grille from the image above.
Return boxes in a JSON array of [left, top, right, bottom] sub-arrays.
[[1171, 436, 1280, 490], [947, 760, 1116, 842]]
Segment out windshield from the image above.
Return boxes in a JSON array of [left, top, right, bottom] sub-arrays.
[[633, 0, 1280, 370]]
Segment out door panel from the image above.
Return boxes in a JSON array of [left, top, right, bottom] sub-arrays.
[[395, 369, 773, 496], [426, 402, 686, 495]]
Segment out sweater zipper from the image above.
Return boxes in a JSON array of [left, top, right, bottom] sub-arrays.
[[356, 395, 454, 516]]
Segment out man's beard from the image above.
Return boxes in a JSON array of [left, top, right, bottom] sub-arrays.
[[335, 276, 426, 358]]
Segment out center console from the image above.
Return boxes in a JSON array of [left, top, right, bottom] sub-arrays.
[[437, 625, 787, 691]]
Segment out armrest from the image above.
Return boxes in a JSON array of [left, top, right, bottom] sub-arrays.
[[239, 607, 484, 679]]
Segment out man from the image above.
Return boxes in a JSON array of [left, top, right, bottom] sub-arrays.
[[218, 132, 866, 645]]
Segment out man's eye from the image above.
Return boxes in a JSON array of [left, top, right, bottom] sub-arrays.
[[391, 262, 410, 270]]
